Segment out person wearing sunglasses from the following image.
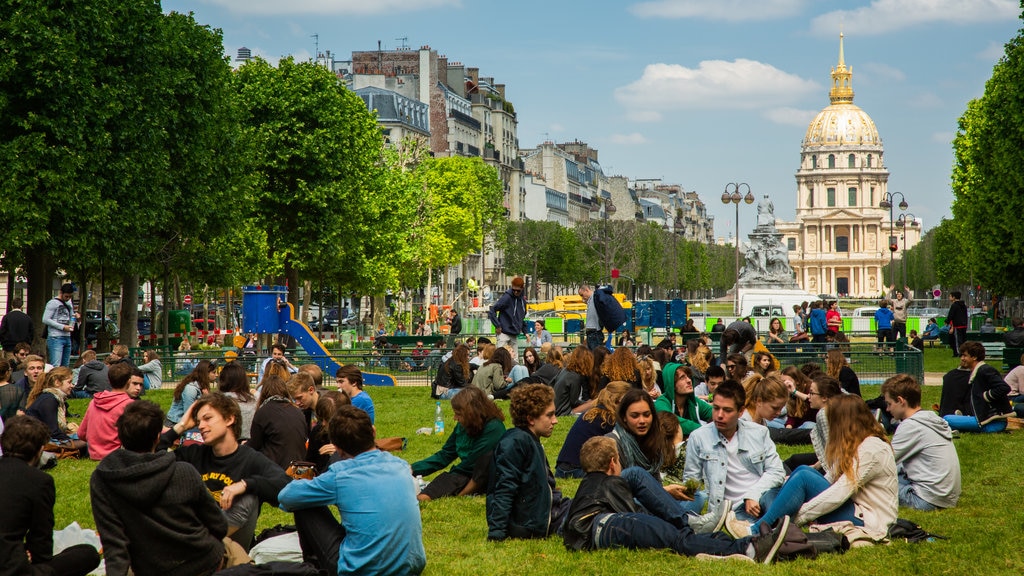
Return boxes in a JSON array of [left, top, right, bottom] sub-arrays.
[[488, 277, 528, 357]]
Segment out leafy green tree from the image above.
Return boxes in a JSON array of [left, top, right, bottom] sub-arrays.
[[951, 14, 1024, 295], [233, 57, 393, 307]]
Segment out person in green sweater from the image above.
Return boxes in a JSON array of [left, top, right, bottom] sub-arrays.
[[654, 363, 713, 437], [411, 386, 506, 501]]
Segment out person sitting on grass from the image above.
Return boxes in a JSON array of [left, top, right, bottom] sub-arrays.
[[487, 383, 571, 541], [562, 436, 791, 565], [90, 400, 244, 576], [336, 364, 375, 424], [655, 363, 712, 436], [305, 390, 350, 475], [881, 374, 961, 511], [684, 380, 785, 534], [942, 341, 1014, 433], [411, 386, 506, 502], [77, 363, 143, 460], [555, 381, 631, 479], [745, 395, 898, 543], [741, 373, 811, 446], [25, 367, 87, 455], [472, 346, 514, 398], [247, 375, 308, 470], [278, 405, 426, 576], [158, 392, 291, 551], [0, 415, 101, 576]]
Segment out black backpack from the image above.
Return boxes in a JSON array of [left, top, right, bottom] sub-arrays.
[[887, 518, 948, 543]]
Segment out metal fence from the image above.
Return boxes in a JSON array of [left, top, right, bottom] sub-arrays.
[[765, 342, 924, 385]]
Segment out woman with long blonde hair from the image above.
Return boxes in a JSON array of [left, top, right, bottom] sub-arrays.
[[749, 395, 897, 540], [636, 356, 661, 399]]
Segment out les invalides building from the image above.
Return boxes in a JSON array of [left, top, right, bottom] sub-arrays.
[[777, 35, 921, 298]]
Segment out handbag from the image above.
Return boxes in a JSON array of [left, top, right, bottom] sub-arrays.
[[285, 461, 317, 481]]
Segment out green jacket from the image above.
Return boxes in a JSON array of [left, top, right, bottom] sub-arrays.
[[655, 362, 712, 436], [411, 418, 506, 478]]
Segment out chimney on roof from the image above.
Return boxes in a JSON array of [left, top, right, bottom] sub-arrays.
[[496, 84, 505, 99]]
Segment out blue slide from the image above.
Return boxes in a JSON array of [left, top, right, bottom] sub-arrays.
[[276, 303, 396, 386]]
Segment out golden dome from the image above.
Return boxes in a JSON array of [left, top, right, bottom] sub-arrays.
[[803, 103, 881, 147], [803, 33, 882, 148]]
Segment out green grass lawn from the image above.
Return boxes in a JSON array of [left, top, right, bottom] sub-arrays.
[[57, 384, 1023, 575]]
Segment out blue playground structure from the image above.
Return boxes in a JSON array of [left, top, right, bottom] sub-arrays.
[[241, 285, 396, 386]]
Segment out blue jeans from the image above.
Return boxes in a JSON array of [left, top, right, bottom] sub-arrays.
[[47, 335, 72, 367], [619, 467, 706, 522], [898, 471, 939, 511], [752, 466, 862, 534], [733, 487, 780, 523], [597, 466, 752, 557], [943, 414, 1007, 433]]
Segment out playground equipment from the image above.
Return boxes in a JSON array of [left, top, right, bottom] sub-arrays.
[[241, 285, 396, 386]]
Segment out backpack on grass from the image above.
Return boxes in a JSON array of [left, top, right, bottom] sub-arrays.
[[887, 518, 948, 543]]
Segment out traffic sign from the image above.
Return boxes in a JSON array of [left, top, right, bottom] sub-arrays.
[[183, 294, 192, 305]]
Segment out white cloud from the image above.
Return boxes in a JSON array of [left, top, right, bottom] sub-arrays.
[[931, 131, 954, 143], [203, 0, 461, 16], [609, 133, 649, 145], [811, 0, 1018, 36], [630, 0, 806, 20], [615, 59, 819, 122], [763, 107, 818, 126], [859, 62, 906, 83]]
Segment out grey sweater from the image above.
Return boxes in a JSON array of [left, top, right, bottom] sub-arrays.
[[891, 410, 962, 509]]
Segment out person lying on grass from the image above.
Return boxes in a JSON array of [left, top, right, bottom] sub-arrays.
[[562, 436, 791, 564]]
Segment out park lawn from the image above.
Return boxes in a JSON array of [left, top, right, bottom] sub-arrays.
[[57, 385, 1023, 576]]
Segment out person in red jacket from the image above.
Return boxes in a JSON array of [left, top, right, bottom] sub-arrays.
[[78, 363, 144, 460]]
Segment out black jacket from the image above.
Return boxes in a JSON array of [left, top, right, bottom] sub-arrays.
[[553, 369, 590, 416], [0, 457, 58, 576], [449, 313, 463, 335], [563, 472, 639, 551], [1005, 327, 1024, 348], [0, 310, 34, 351], [967, 362, 1012, 425], [486, 427, 569, 540], [90, 449, 227, 576], [947, 301, 968, 328]]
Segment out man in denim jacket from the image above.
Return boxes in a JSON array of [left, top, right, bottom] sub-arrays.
[[684, 380, 785, 533]]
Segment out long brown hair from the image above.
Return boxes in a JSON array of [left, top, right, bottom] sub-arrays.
[[782, 365, 811, 419], [449, 343, 471, 380], [589, 346, 609, 400], [28, 367, 72, 404], [174, 360, 216, 401], [451, 386, 505, 436], [602, 347, 637, 382], [825, 349, 847, 379], [688, 343, 712, 373], [825, 395, 889, 483]]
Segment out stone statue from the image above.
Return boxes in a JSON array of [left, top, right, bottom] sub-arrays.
[[756, 196, 775, 229]]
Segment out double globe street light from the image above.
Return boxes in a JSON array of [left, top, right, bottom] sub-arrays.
[[879, 191, 908, 289], [722, 183, 755, 315]]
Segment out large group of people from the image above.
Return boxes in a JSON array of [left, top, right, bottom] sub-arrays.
[[5, 281, 1020, 575]]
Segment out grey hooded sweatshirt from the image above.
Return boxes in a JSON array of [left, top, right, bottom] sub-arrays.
[[891, 409, 961, 509]]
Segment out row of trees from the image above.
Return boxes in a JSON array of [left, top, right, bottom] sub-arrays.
[[0, 3, 503, 347]]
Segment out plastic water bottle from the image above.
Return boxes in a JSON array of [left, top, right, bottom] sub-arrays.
[[433, 401, 445, 435]]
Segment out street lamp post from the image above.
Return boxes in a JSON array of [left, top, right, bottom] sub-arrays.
[[879, 192, 908, 290], [722, 183, 754, 315], [897, 213, 917, 289]]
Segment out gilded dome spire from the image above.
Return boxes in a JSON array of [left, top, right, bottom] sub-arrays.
[[830, 33, 854, 105]]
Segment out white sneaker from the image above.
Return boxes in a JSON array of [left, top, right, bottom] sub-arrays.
[[688, 499, 731, 534], [695, 553, 754, 563], [725, 510, 752, 538]]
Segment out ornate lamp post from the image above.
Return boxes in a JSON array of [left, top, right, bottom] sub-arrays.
[[722, 183, 754, 315], [896, 213, 917, 289], [879, 192, 908, 290]]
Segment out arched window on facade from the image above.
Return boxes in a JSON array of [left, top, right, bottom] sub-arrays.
[[828, 154, 836, 168], [848, 154, 856, 168]]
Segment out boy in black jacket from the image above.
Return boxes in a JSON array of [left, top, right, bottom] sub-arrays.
[[563, 436, 789, 564]]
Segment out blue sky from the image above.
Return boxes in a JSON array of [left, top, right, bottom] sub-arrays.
[[163, 0, 1020, 240]]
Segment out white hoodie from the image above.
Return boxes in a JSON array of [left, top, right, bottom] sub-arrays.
[[892, 410, 961, 509]]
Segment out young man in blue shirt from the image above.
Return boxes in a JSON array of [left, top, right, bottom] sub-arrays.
[[336, 364, 375, 424], [278, 405, 426, 576]]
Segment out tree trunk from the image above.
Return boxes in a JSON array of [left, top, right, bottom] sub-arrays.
[[25, 253, 53, 355], [301, 279, 312, 323], [120, 274, 139, 350]]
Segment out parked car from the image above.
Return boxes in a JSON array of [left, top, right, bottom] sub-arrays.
[[81, 310, 119, 347], [852, 306, 880, 318], [309, 308, 358, 331], [907, 307, 943, 318]]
